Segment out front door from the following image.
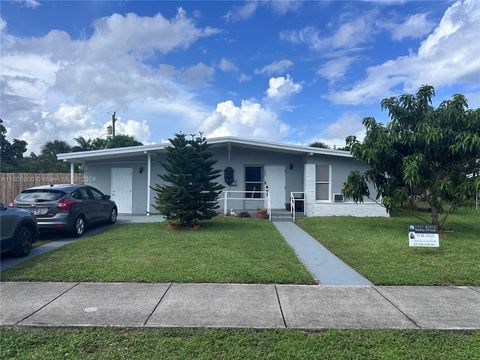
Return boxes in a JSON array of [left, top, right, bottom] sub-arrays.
[[111, 168, 132, 214], [264, 165, 286, 209]]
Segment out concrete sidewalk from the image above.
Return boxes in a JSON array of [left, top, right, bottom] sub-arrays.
[[1, 282, 479, 330], [274, 222, 371, 285]]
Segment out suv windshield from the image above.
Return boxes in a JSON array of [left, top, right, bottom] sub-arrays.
[[16, 190, 66, 202]]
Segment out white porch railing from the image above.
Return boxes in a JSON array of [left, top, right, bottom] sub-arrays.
[[290, 192, 305, 222], [222, 190, 271, 220]]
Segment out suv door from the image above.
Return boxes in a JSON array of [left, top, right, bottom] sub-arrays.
[[87, 187, 111, 222]]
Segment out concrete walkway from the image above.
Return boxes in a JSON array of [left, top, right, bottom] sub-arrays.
[[1, 282, 479, 330], [274, 222, 371, 285]]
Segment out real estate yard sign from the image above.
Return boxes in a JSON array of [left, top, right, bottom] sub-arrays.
[[408, 224, 439, 247]]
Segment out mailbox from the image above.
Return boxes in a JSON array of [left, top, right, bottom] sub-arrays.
[[224, 167, 235, 186]]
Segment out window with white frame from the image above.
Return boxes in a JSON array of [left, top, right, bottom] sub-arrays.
[[245, 166, 263, 198], [315, 165, 330, 201]]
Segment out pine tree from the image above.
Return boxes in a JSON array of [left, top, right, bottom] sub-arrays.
[[152, 133, 224, 227], [191, 133, 224, 221]]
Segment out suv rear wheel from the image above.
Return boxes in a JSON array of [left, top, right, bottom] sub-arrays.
[[12, 225, 34, 257], [71, 215, 86, 237]]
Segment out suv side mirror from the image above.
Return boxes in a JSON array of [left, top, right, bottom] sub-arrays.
[[102, 195, 111, 200]]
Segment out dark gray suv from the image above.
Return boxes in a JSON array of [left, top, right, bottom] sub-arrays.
[[0, 203, 38, 257], [12, 184, 117, 237]]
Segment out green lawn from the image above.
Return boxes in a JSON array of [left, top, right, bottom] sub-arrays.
[[1, 328, 479, 359], [298, 207, 480, 285], [2, 217, 314, 284]]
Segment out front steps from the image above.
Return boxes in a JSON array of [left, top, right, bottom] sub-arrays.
[[224, 209, 305, 222], [270, 209, 297, 222]]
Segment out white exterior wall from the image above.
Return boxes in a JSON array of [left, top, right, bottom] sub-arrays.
[[304, 163, 388, 217], [82, 143, 388, 217]]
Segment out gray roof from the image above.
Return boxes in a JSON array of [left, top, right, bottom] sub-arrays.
[[57, 136, 352, 162]]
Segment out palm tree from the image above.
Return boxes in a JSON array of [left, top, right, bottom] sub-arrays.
[[41, 140, 71, 158], [72, 136, 92, 152]]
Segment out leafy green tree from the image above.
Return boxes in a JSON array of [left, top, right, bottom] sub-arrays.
[[73, 135, 143, 151], [107, 135, 142, 148], [91, 138, 109, 150], [342, 85, 480, 227], [41, 140, 71, 158], [309, 141, 330, 149], [72, 136, 93, 152], [1, 119, 28, 172], [152, 133, 224, 227]]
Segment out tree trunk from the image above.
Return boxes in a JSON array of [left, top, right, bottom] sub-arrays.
[[431, 208, 439, 225]]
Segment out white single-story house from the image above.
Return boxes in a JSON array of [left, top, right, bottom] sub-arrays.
[[57, 136, 388, 219]]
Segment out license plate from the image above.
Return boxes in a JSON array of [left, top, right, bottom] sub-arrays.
[[32, 208, 48, 215]]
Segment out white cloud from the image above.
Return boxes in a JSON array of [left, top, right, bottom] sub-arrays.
[[224, 1, 259, 23], [14, 0, 40, 9], [280, 10, 434, 52], [327, 0, 480, 105], [202, 100, 289, 140], [201, 76, 300, 141], [269, 0, 302, 15], [390, 13, 435, 40], [238, 73, 252, 83], [266, 75, 302, 100], [317, 56, 356, 83], [224, 1, 301, 23], [309, 112, 365, 148], [1, 9, 220, 152], [217, 58, 251, 83], [218, 58, 239, 73], [5, 102, 151, 153], [323, 112, 364, 139], [180, 62, 215, 86], [255, 59, 294, 76], [113, 119, 151, 143], [280, 13, 379, 52], [88, 9, 220, 56]]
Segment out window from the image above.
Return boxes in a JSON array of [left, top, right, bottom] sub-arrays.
[[17, 190, 65, 202], [88, 187, 104, 201], [315, 165, 330, 201], [72, 188, 90, 200], [245, 166, 263, 198]]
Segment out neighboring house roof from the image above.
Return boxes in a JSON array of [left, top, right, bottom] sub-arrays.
[[57, 136, 352, 162]]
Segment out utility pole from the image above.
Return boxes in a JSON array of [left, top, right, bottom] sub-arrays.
[[112, 111, 117, 138]]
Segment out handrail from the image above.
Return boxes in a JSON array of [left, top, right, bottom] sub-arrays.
[[222, 190, 272, 221], [290, 192, 305, 222], [290, 193, 296, 221]]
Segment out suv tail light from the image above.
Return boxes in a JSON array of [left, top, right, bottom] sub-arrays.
[[8, 202, 14, 208], [57, 197, 77, 211]]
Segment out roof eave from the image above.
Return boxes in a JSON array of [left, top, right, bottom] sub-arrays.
[[57, 136, 352, 161]]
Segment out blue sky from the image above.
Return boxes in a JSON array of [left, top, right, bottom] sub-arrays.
[[1, 0, 479, 152]]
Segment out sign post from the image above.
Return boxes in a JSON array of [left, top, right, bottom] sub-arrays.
[[408, 224, 439, 247]]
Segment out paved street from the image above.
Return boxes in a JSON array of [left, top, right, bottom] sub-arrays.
[[1, 282, 479, 330]]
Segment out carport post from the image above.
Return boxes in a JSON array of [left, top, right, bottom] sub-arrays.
[[70, 162, 75, 184], [146, 152, 151, 216]]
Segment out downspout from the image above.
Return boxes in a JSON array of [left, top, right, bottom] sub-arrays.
[[70, 162, 75, 184], [145, 151, 151, 216]]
